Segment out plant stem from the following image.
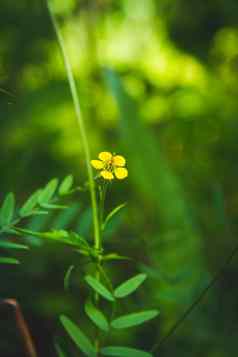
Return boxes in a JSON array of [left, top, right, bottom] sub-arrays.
[[99, 182, 108, 231], [46, 1, 101, 251], [46, 4, 102, 355], [98, 264, 116, 321], [151, 241, 238, 353]]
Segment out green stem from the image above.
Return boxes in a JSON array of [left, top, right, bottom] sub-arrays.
[[99, 182, 108, 231], [98, 264, 116, 349], [98, 264, 116, 320], [94, 268, 101, 353], [97, 264, 113, 293], [46, 4, 103, 355], [46, 1, 101, 251]]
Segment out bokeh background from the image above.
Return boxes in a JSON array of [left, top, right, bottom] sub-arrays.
[[1, 0, 238, 356]]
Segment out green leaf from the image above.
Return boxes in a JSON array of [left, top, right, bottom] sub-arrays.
[[103, 203, 126, 230], [2, 228, 18, 234], [102, 253, 131, 262], [85, 300, 109, 332], [19, 190, 41, 217], [0, 193, 15, 227], [59, 175, 74, 195], [114, 274, 147, 298], [15, 228, 86, 248], [111, 310, 159, 329], [0, 257, 19, 265], [0, 240, 29, 250], [69, 232, 90, 248], [40, 203, 68, 210], [85, 275, 115, 302], [38, 178, 58, 204], [60, 315, 96, 357], [76, 248, 90, 257], [101, 346, 152, 357], [31, 210, 49, 216], [64, 265, 74, 291]]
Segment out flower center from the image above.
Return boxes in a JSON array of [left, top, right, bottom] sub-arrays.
[[104, 159, 114, 172]]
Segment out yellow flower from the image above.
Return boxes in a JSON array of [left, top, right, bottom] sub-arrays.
[[91, 151, 128, 180]]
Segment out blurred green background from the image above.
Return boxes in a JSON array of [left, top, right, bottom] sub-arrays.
[[1, 0, 238, 356]]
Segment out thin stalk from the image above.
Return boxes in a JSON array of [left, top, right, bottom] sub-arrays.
[[46, 1, 100, 251], [97, 264, 116, 349], [151, 241, 238, 353], [94, 269, 101, 353], [99, 182, 108, 231], [97, 264, 113, 294], [98, 264, 116, 321], [46, 5, 103, 354]]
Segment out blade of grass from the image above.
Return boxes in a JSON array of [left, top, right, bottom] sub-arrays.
[[46, 0, 100, 251]]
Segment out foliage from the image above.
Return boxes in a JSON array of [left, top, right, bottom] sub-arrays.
[[0, 172, 159, 356]]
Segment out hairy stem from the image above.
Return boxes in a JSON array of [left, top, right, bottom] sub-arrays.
[[46, 1, 100, 251]]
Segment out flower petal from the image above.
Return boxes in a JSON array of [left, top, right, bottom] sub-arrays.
[[114, 167, 128, 180], [113, 155, 126, 167], [98, 151, 112, 162], [91, 160, 104, 170], [101, 170, 114, 180]]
